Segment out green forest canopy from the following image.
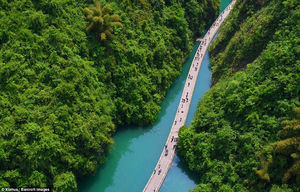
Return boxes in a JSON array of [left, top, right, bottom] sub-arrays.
[[0, 0, 219, 191], [178, 0, 299, 191]]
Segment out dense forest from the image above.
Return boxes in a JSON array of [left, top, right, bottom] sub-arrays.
[[178, 0, 299, 191], [0, 0, 219, 191]]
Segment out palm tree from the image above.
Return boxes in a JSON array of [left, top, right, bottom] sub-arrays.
[[275, 109, 300, 183], [84, 1, 122, 41], [257, 107, 300, 183]]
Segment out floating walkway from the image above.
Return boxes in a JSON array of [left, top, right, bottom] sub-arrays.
[[143, 1, 236, 191]]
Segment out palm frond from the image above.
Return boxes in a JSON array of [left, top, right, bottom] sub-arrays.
[[282, 159, 300, 183], [104, 29, 112, 37], [103, 14, 111, 23], [111, 22, 123, 27], [102, 3, 112, 15], [87, 15, 93, 21], [94, 0, 100, 10], [86, 22, 95, 32], [110, 14, 122, 22], [83, 8, 93, 16]]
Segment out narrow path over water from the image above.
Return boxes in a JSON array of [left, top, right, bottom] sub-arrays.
[[160, 1, 233, 191], [143, 1, 235, 191], [79, 1, 232, 191]]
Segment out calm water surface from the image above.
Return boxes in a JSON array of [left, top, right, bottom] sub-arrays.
[[79, 1, 231, 191]]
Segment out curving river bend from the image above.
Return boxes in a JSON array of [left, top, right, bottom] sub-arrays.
[[79, 1, 231, 191]]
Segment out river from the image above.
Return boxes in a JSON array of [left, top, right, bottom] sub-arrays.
[[79, 0, 231, 191]]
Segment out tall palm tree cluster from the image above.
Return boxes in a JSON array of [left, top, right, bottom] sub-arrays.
[[84, 1, 122, 41], [257, 107, 300, 184]]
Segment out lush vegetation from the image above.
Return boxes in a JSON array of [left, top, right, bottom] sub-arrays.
[[84, 1, 122, 41], [256, 107, 300, 185], [0, 0, 219, 191], [178, 0, 299, 191]]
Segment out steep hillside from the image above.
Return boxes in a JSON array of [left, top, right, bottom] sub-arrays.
[[178, 0, 299, 191], [0, 0, 219, 190]]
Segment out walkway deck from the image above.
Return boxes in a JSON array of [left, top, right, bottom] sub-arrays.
[[143, 1, 236, 191]]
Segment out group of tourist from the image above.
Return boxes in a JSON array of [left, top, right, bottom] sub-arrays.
[[152, 134, 180, 177], [147, 2, 235, 191]]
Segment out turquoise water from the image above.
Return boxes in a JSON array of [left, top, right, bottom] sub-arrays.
[[79, 42, 200, 192], [221, 0, 232, 12], [79, 1, 232, 191]]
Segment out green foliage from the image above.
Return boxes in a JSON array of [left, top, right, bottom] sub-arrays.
[[29, 171, 47, 188], [84, 1, 122, 41], [181, 0, 220, 38], [0, 0, 219, 189], [53, 172, 77, 192], [209, 0, 292, 85], [178, 0, 300, 191], [269, 185, 293, 192], [257, 107, 300, 185]]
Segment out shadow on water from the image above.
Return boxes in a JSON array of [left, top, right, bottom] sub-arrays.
[[78, 126, 145, 191], [176, 155, 199, 182]]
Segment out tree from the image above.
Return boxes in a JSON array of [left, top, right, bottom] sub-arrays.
[[28, 171, 47, 187], [84, 1, 122, 41], [53, 172, 77, 192], [257, 107, 300, 184]]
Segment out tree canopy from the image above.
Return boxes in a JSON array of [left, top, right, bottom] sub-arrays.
[[257, 107, 300, 185]]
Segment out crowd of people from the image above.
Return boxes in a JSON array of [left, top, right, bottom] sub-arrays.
[[146, 2, 235, 191]]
